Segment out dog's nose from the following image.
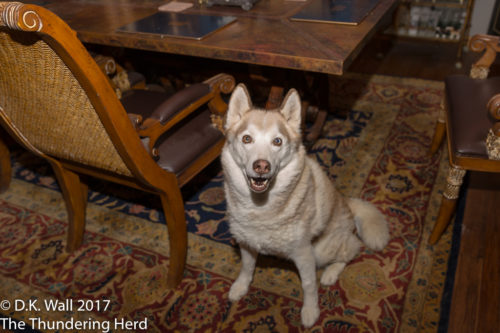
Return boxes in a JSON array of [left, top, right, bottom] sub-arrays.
[[253, 159, 270, 175]]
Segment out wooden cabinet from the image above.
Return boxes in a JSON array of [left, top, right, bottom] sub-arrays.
[[389, 0, 476, 66]]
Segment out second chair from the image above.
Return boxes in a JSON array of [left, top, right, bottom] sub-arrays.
[[429, 34, 500, 244]]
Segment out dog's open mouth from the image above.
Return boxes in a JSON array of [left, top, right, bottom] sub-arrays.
[[249, 177, 270, 193]]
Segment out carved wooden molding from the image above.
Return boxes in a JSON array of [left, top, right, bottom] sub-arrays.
[[469, 34, 500, 79], [486, 129, 500, 160], [443, 166, 466, 200], [488, 93, 500, 122], [486, 93, 500, 159], [203, 73, 236, 133], [470, 66, 489, 79], [0, 2, 43, 31], [203, 73, 236, 95]]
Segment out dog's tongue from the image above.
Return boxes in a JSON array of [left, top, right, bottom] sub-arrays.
[[254, 178, 265, 186]]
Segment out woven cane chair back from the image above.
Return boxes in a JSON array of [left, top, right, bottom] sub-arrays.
[[0, 29, 132, 176]]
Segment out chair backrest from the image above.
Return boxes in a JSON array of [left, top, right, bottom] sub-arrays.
[[0, 2, 159, 180]]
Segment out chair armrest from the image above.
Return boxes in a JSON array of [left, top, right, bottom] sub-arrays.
[[469, 34, 500, 79], [151, 83, 211, 124], [137, 73, 235, 156]]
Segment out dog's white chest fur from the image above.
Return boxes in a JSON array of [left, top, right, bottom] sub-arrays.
[[223, 147, 334, 257]]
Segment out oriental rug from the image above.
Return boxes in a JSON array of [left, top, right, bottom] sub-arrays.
[[0, 73, 457, 332]]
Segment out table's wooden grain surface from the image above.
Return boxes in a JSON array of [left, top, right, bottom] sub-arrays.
[[36, 0, 398, 75]]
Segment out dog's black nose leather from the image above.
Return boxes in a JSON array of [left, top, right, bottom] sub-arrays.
[[253, 159, 270, 175]]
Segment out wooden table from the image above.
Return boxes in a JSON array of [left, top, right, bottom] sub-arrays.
[[36, 0, 397, 142], [37, 0, 398, 76]]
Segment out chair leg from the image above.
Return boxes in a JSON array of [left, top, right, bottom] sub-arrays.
[[49, 160, 88, 252], [429, 103, 446, 155], [429, 165, 466, 244], [160, 188, 188, 289], [0, 137, 11, 193]]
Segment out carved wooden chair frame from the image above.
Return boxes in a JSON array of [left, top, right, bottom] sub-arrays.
[[0, 1, 235, 287]]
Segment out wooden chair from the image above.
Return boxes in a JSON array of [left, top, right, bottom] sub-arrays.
[[429, 34, 500, 244], [0, 2, 235, 287]]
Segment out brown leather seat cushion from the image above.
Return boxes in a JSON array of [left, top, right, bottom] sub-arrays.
[[121, 89, 223, 176], [155, 108, 223, 175], [446, 75, 500, 157]]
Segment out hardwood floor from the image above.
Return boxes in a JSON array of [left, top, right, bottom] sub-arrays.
[[349, 36, 500, 333], [446, 172, 500, 333]]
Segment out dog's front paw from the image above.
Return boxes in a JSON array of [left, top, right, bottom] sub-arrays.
[[228, 280, 249, 302], [301, 304, 320, 328]]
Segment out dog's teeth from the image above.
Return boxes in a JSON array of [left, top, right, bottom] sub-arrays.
[[250, 178, 269, 192]]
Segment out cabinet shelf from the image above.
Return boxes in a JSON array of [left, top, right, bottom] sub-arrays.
[[385, 29, 462, 43], [389, 0, 475, 64], [400, 0, 466, 8]]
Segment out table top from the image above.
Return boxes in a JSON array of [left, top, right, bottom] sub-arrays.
[[36, 0, 398, 75]]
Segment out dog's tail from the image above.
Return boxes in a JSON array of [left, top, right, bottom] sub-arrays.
[[347, 198, 390, 251]]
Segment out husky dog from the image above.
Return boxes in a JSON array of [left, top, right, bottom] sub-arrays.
[[221, 84, 390, 328]]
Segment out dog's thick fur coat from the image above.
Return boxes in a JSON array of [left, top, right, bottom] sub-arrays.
[[221, 84, 390, 328]]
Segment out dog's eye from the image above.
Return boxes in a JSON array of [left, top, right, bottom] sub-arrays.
[[242, 135, 252, 144], [272, 137, 282, 146]]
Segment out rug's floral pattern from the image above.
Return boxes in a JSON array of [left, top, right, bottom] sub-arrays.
[[0, 74, 454, 332]]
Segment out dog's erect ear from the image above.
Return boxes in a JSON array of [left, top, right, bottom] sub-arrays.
[[225, 84, 252, 131], [280, 89, 301, 132]]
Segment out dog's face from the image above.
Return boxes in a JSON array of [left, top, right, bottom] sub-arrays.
[[224, 84, 302, 193]]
